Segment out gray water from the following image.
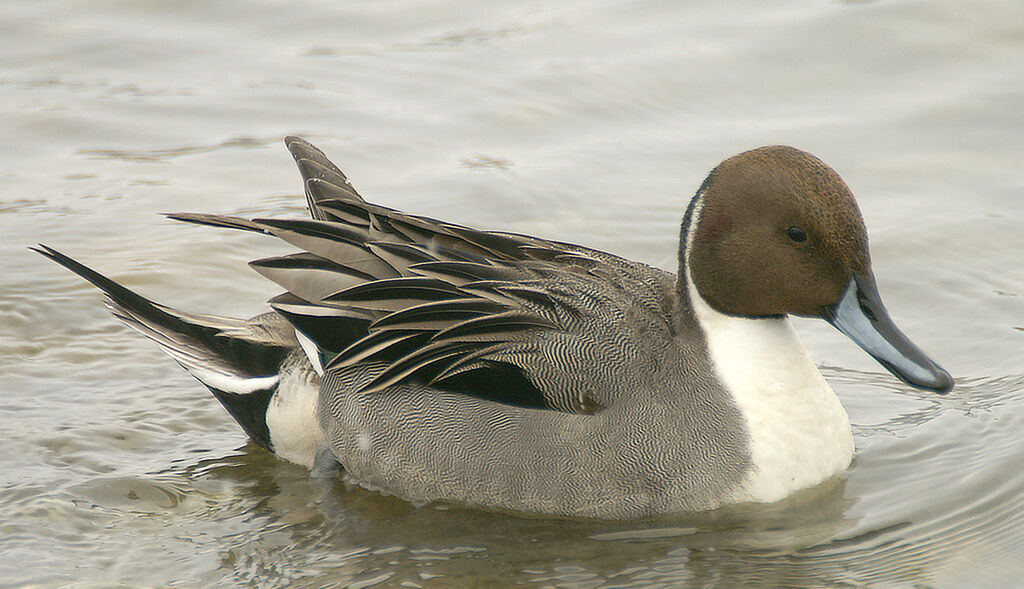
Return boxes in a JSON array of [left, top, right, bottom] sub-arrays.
[[2, 0, 1023, 587]]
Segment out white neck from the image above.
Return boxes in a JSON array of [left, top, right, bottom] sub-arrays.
[[683, 197, 853, 504]]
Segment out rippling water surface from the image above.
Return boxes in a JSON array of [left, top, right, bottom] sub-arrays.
[[2, 0, 1022, 587]]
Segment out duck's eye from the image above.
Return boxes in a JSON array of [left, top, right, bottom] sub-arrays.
[[786, 225, 807, 243]]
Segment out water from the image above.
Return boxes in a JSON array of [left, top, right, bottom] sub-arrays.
[[2, 0, 1022, 586]]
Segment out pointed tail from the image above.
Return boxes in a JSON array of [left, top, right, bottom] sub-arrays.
[[32, 245, 298, 450]]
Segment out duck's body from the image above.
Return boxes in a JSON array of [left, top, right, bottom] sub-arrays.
[[37, 137, 950, 518]]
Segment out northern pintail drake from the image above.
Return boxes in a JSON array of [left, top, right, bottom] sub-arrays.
[[36, 137, 953, 518]]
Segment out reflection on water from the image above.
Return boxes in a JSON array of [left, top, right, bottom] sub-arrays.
[[3, 0, 1023, 586], [39, 421, 1009, 589], [174, 451, 865, 587]]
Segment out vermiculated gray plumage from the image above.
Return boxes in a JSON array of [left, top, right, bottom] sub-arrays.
[[169, 137, 753, 516]]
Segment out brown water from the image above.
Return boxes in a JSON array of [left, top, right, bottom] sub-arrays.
[[2, 0, 1023, 587]]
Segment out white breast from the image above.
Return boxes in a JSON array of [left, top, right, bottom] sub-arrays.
[[687, 276, 854, 504]]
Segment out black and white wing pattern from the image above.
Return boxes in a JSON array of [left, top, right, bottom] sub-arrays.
[[170, 137, 677, 415]]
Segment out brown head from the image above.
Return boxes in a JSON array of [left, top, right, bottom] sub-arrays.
[[682, 145, 953, 393], [689, 145, 869, 318]]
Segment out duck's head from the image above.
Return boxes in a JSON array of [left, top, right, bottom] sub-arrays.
[[684, 145, 953, 393]]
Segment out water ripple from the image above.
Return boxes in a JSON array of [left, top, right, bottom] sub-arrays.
[[77, 135, 283, 163]]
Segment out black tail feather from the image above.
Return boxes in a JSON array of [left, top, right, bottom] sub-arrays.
[[33, 244, 293, 449]]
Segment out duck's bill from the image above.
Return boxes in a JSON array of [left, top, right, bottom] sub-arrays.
[[823, 275, 954, 393]]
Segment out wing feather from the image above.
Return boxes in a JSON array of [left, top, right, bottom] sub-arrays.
[[161, 138, 680, 414]]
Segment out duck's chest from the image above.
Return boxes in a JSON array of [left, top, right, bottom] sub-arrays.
[[693, 301, 854, 504]]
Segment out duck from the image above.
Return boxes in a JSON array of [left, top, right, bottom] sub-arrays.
[[35, 137, 953, 518]]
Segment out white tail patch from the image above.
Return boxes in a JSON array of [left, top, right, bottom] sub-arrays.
[[181, 364, 280, 396], [266, 361, 324, 468]]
